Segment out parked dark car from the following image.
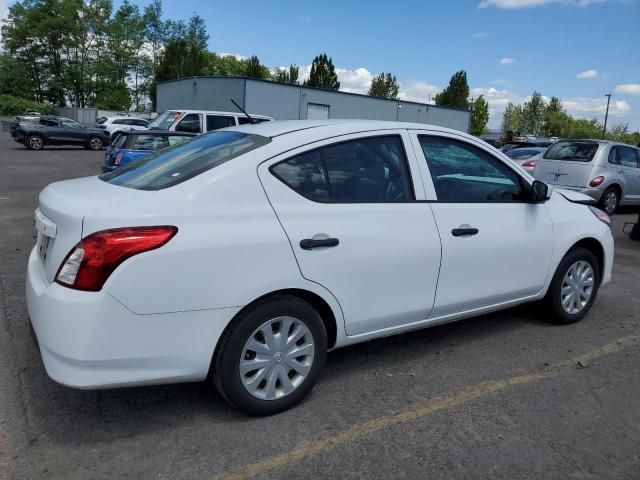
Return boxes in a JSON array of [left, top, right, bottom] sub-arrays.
[[480, 138, 501, 148], [11, 115, 110, 151], [101, 129, 196, 173]]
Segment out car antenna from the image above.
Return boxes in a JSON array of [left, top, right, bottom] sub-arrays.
[[230, 99, 257, 124]]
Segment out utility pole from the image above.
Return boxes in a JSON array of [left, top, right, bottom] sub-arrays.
[[602, 93, 611, 139]]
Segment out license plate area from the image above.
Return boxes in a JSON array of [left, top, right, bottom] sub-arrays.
[[38, 233, 50, 263]]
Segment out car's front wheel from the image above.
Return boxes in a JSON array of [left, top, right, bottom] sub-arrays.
[[87, 136, 104, 151], [25, 135, 44, 150], [543, 247, 600, 324], [212, 295, 327, 415]]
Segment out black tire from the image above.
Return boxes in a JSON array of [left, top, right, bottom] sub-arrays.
[[212, 295, 327, 415], [87, 136, 104, 151], [25, 135, 44, 150], [599, 186, 619, 215], [543, 247, 600, 325]]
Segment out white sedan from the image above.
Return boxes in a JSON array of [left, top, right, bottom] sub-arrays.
[[26, 120, 614, 415]]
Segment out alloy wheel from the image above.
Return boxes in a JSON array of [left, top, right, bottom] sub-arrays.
[[560, 260, 594, 315], [239, 316, 315, 401], [604, 191, 617, 214], [28, 137, 43, 150], [89, 138, 103, 150]]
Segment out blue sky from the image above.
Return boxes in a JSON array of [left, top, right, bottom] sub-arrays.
[[3, 0, 639, 129]]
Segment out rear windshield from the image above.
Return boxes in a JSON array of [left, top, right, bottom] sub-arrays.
[[100, 131, 270, 190], [111, 133, 127, 149], [543, 141, 599, 162], [147, 111, 182, 130]]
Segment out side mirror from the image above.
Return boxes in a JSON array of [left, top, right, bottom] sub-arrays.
[[529, 180, 549, 203]]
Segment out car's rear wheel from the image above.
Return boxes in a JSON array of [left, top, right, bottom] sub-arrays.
[[543, 247, 600, 324], [25, 135, 44, 150], [212, 295, 327, 415], [88, 136, 104, 151], [599, 187, 619, 215]]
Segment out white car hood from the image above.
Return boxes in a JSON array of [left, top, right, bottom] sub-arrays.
[[555, 188, 596, 204]]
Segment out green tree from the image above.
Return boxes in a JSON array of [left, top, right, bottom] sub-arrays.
[[368, 72, 399, 99], [273, 64, 299, 84], [501, 102, 522, 135], [434, 70, 470, 109], [304, 53, 340, 90], [521, 91, 546, 135], [245, 55, 270, 79], [469, 95, 489, 136], [0, 55, 33, 97], [542, 96, 571, 137]]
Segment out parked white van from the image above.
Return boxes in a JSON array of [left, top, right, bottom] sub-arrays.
[[147, 110, 273, 134]]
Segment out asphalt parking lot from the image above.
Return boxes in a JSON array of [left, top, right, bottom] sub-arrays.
[[0, 131, 639, 480]]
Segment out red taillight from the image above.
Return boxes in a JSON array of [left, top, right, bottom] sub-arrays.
[[114, 152, 123, 165], [589, 176, 605, 187], [521, 160, 536, 169], [55, 226, 178, 291]]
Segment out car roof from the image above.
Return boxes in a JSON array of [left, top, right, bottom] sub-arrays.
[[166, 109, 272, 119], [107, 116, 150, 121], [223, 119, 470, 139]]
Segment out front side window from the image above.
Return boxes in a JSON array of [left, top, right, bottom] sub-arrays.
[[133, 119, 149, 127], [61, 119, 84, 128], [271, 136, 414, 203], [619, 147, 639, 168], [206, 115, 236, 131], [112, 119, 128, 125], [419, 136, 526, 203], [100, 131, 270, 190], [39, 118, 59, 127], [175, 113, 202, 133], [131, 134, 170, 151], [147, 111, 182, 130]]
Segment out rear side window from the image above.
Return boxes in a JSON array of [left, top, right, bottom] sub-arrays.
[[101, 131, 270, 190], [111, 134, 128, 149], [271, 151, 330, 202], [112, 119, 128, 125], [206, 115, 236, 131], [271, 136, 414, 203], [132, 119, 149, 127], [168, 135, 191, 146], [544, 141, 599, 162]]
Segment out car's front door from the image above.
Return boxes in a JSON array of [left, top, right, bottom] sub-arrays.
[[259, 131, 442, 336], [615, 146, 640, 202], [59, 118, 86, 144], [409, 131, 553, 318]]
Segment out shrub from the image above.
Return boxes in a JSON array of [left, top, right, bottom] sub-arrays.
[[0, 95, 56, 117]]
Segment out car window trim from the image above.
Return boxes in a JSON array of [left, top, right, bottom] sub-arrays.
[[416, 133, 532, 204], [269, 133, 418, 204]]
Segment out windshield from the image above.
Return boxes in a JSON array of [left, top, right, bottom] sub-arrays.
[[147, 111, 183, 130], [100, 131, 271, 190], [543, 141, 599, 162]]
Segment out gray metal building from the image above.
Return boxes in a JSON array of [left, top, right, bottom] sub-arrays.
[[156, 77, 470, 132]]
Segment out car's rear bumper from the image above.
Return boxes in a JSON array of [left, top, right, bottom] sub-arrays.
[[25, 247, 240, 389]]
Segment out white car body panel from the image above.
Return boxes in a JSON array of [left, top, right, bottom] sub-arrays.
[[25, 120, 614, 389]]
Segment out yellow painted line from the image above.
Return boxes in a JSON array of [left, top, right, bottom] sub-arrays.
[[213, 334, 639, 480]]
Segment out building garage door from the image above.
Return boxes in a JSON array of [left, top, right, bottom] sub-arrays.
[[307, 103, 330, 120]]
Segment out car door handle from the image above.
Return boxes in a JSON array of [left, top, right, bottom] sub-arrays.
[[300, 238, 339, 250], [451, 228, 479, 237]]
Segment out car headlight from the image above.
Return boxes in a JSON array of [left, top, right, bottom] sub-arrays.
[[589, 206, 611, 227]]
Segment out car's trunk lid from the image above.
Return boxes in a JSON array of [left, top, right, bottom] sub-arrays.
[[533, 158, 595, 187], [36, 176, 148, 283]]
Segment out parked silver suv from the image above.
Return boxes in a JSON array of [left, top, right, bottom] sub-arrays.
[[533, 140, 640, 214]]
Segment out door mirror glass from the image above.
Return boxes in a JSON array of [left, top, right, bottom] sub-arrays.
[[530, 180, 549, 203]]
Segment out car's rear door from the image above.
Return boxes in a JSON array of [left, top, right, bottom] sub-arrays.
[[409, 131, 553, 317], [258, 130, 442, 336]]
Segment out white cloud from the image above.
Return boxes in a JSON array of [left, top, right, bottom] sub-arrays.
[[219, 52, 247, 61], [479, 0, 605, 8], [564, 97, 631, 116], [577, 69, 599, 79], [472, 32, 491, 38], [614, 84, 640, 96], [499, 57, 516, 65], [398, 81, 440, 103]]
